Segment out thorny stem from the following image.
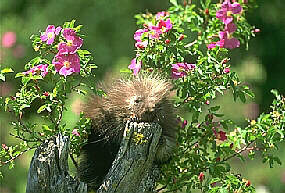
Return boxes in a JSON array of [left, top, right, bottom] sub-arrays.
[[222, 141, 256, 162], [15, 113, 44, 142], [10, 133, 42, 143]]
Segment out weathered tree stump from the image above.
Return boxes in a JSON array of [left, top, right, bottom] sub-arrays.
[[26, 134, 87, 193], [26, 121, 162, 193]]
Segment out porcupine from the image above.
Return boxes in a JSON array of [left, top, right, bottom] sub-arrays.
[[78, 73, 178, 190]]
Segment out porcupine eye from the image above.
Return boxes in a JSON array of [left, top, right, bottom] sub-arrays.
[[134, 99, 141, 103]]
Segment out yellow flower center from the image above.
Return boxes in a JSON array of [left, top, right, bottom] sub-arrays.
[[47, 32, 54, 39], [178, 67, 185, 72], [64, 61, 71, 68], [227, 11, 232, 17], [66, 40, 73, 47]]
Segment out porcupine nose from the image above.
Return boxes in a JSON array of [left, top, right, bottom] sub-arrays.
[[141, 105, 156, 122]]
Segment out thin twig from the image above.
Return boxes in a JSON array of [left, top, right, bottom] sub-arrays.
[[69, 153, 79, 170], [0, 146, 36, 165]]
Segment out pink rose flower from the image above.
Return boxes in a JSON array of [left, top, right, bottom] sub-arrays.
[[23, 64, 48, 77], [218, 31, 240, 49], [223, 67, 230, 73], [225, 22, 237, 33], [155, 11, 169, 20], [58, 28, 83, 54], [149, 25, 163, 39], [171, 63, 196, 79], [207, 31, 240, 50], [1, 32, 16, 48], [53, 53, 80, 77], [128, 58, 142, 75], [135, 40, 148, 49], [134, 29, 148, 41], [72, 129, 80, 136], [148, 18, 173, 39], [41, 25, 62, 45], [216, 0, 242, 24], [158, 18, 172, 33]]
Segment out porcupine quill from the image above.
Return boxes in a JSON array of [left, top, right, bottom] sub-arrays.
[[78, 73, 178, 190]]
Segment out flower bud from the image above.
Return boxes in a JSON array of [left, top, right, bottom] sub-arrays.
[[205, 8, 209, 15], [43, 91, 49, 97], [246, 180, 251, 187], [10, 96, 16, 100], [2, 144, 8, 150], [223, 67, 230, 74], [222, 58, 229, 64], [253, 28, 260, 33], [198, 172, 205, 182], [178, 34, 185, 41]]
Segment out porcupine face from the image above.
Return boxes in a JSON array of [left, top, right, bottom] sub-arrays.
[[123, 75, 172, 123]]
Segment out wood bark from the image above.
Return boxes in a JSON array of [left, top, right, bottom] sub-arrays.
[[26, 121, 162, 193]]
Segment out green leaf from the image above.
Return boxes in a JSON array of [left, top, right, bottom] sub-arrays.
[[1, 68, 14, 73], [271, 89, 281, 100], [170, 0, 178, 6], [22, 77, 31, 85], [120, 68, 131, 73], [76, 89, 87, 95], [8, 161, 15, 169], [238, 92, 246, 103], [15, 72, 24, 78], [29, 57, 42, 66], [0, 74, 5, 81], [77, 49, 91, 56], [210, 106, 220, 112], [42, 125, 52, 132], [20, 104, 30, 110], [37, 104, 47, 113]]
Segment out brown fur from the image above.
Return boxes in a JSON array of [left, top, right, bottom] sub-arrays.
[[79, 74, 177, 190], [84, 74, 177, 156]]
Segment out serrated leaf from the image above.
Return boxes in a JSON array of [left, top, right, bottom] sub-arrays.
[[120, 68, 131, 73], [20, 104, 30, 110], [89, 64, 97, 69], [238, 92, 246, 103], [22, 77, 31, 85], [214, 113, 224, 117], [37, 104, 47, 113], [210, 106, 220, 112], [1, 68, 14, 73], [42, 125, 52, 132], [15, 72, 24, 78], [30, 75, 43, 80], [29, 57, 42, 66], [77, 49, 91, 56]]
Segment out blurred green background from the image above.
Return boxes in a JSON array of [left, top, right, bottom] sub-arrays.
[[0, 0, 284, 192]]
